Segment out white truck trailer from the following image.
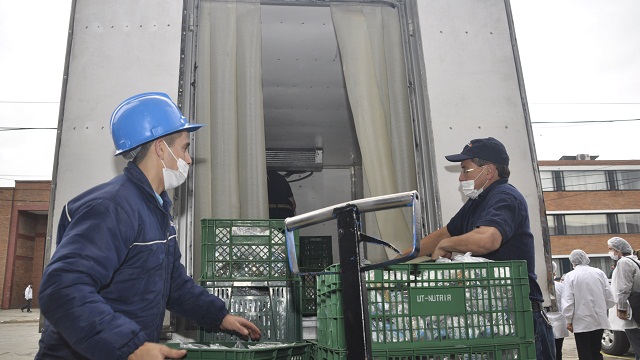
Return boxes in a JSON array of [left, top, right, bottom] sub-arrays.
[[46, 0, 555, 340]]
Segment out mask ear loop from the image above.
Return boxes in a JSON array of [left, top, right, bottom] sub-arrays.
[[162, 140, 180, 162], [479, 166, 491, 191], [471, 166, 487, 182]]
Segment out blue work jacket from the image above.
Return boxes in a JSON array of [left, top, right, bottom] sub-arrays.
[[37, 162, 228, 359]]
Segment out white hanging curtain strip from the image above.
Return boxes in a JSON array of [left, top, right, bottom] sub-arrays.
[[195, 0, 268, 221], [331, 4, 416, 258]]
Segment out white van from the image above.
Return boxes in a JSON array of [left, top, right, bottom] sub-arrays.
[[602, 292, 632, 355]]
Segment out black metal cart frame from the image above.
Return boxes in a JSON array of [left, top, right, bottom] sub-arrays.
[[285, 191, 422, 360]]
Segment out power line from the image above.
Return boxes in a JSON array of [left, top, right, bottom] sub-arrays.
[[532, 118, 640, 124], [0, 100, 59, 104], [0, 175, 51, 178], [0, 127, 57, 131], [531, 102, 640, 105]]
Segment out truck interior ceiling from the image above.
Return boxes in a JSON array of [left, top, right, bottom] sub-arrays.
[[190, 0, 419, 267]]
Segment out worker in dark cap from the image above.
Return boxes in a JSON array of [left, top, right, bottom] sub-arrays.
[[399, 137, 556, 359]]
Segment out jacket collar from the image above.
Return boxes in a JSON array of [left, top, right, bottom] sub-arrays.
[[123, 161, 172, 212]]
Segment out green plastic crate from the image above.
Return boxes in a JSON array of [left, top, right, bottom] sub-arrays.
[[300, 236, 333, 269], [299, 237, 333, 316], [167, 341, 311, 360], [201, 219, 299, 281], [314, 341, 536, 360], [316, 261, 534, 350], [199, 281, 302, 343], [300, 272, 319, 316]]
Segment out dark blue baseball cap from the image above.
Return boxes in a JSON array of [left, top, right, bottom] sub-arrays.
[[445, 137, 509, 166]]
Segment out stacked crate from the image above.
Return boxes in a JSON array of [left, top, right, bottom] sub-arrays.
[[199, 219, 302, 343], [314, 261, 536, 359], [200, 219, 295, 282], [299, 236, 333, 316]]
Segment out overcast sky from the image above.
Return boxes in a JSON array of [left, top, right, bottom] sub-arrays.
[[510, 0, 640, 161], [1, 0, 639, 187]]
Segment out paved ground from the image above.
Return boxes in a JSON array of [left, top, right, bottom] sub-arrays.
[[0, 309, 40, 359], [0, 308, 635, 359]]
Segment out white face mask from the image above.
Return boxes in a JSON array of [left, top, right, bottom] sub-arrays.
[[609, 251, 619, 261], [161, 141, 189, 190], [460, 166, 487, 199]]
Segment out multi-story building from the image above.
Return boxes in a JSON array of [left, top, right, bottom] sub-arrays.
[[539, 155, 640, 276]]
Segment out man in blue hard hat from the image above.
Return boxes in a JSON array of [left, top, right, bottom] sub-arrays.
[[36, 93, 261, 360]]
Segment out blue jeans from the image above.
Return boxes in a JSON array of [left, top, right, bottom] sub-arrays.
[[533, 310, 556, 360]]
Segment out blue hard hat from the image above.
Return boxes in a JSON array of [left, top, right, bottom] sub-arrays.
[[110, 92, 204, 156]]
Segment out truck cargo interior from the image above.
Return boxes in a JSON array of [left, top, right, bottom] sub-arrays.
[[190, 0, 421, 272]]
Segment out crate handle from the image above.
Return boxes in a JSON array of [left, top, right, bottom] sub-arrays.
[[285, 190, 422, 275]]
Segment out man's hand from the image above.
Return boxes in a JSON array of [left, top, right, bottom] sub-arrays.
[[220, 314, 262, 341], [432, 244, 452, 260], [128, 342, 186, 360], [566, 323, 573, 333], [618, 309, 629, 320]]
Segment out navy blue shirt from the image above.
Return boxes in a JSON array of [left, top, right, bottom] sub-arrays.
[[446, 178, 544, 303]]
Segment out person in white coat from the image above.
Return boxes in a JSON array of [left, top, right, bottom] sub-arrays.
[[608, 236, 640, 360], [21, 283, 33, 313], [548, 262, 569, 360], [562, 249, 615, 360]]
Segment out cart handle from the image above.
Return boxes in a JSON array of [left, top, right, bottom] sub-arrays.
[[285, 190, 422, 275]]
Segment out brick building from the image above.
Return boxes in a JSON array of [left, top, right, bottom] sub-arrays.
[[0, 181, 50, 309], [540, 156, 640, 276]]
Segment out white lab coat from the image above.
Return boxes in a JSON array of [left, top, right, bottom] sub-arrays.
[[548, 280, 569, 339], [562, 264, 615, 333], [610, 255, 640, 330], [24, 285, 32, 300]]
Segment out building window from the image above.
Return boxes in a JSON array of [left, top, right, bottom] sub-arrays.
[[617, 213, 640, 233], [563, 214, 609, 235], [562, 171, 608, 191], [540, 169, 640, 191], [554, 257, 613, 280], [590, 257, 615, 278], [546, 215, 557, 235], [615, 170, 640, 190], [540, 171, 555, 191], [548, 213, 640, 235]]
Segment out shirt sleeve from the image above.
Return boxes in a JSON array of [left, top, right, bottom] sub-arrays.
[[446, 204, 467, 236], [603, 271, 617, 309], [561, 273, 576, 323], [555, 282, 565, 312], [615, 258, 638, 310], [474, 190, 523, 246]]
